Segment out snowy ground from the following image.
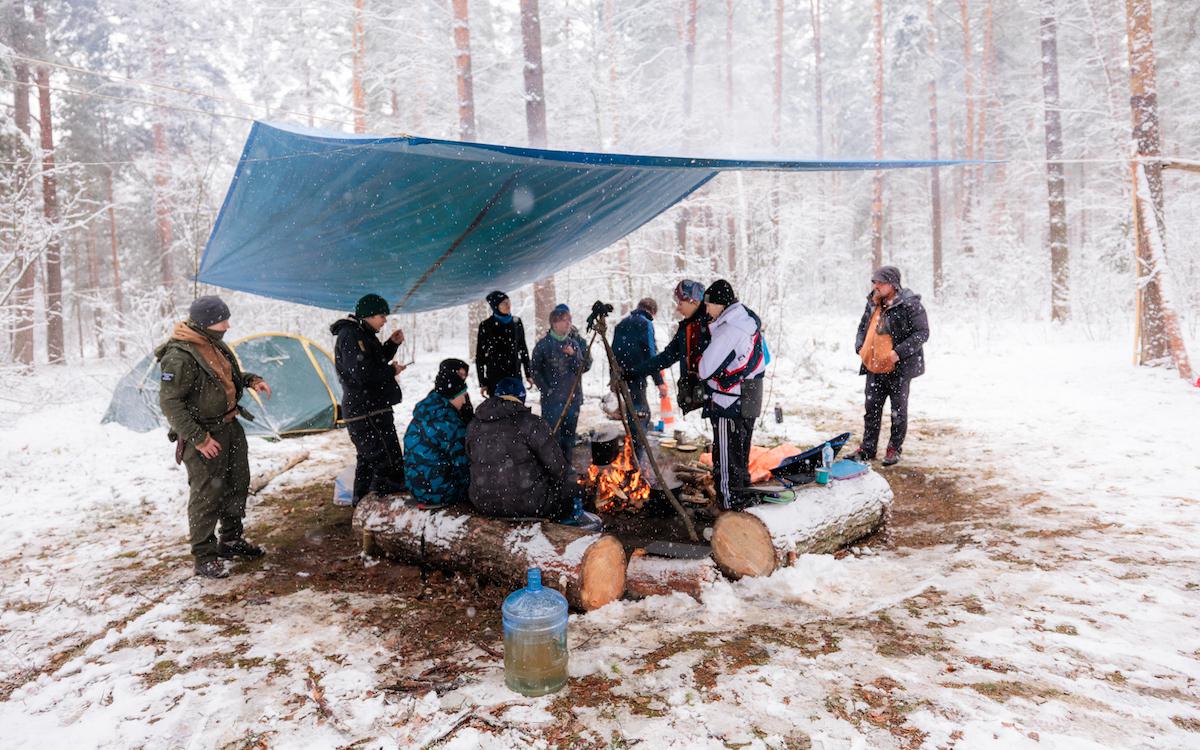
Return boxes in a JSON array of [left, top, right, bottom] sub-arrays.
[[2, 321, 1199, 749]]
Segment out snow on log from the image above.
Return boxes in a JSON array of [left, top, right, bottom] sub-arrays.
[[352, 497, 627, 611], [624, 550, 722, 600], [710, 470, 893, 579]]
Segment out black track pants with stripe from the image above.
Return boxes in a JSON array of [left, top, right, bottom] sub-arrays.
[[710, 415, 755, 509]]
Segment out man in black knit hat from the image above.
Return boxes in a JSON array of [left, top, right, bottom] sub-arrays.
[[329, 293, 408, 505]]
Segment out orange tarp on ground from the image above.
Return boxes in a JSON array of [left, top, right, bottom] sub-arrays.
[[700, 443, 801, 484]]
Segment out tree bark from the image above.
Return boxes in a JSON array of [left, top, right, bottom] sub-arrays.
[[810, 0, 824, 157], [86, 224, 103, 358], [150, 39, 174, 306], [926, 0, 945, 300], [1124, 0, 1191, 378], [105, 166, 125, 356], [353, 498, 627, 611], [520, 0, 556, 335], [725, 0, 734, 126], [1040, 0, 1070, 322], [682, 0, 698, 137], [958, 0, 976, 257], [10, 0, 35, 367], [870, 0, 885, 269], [33, 0, 63, 364], [710, 471, 893, 579], [625, 551, 720, 600], [352, 0, 366, 133]]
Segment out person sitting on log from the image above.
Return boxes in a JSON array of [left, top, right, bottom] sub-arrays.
[[627, 280, 711, 415], [466, 376, 578, 521], [402, 366, 472, 507], [437, 357, 474, 424], [531, 304, 592, 469], [698, 280, 769, 512]]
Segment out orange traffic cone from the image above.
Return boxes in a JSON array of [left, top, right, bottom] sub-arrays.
[[659, 372, 675, 430]]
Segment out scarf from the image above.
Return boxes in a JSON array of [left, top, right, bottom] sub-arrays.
[[493, 312, 513, 325], [549, 329, 568, 342], [172, 321, 238, 417]]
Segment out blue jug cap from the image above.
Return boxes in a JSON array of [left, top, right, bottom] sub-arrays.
[[527, 568, 542, 590]]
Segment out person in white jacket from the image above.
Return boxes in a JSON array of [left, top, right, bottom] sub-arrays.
[[698, 280, 768, 510]]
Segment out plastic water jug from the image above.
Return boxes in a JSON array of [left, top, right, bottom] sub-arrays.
[[503, 568, 568, 697]]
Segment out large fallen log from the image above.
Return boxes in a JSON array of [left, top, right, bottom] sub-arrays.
[[352, 497, 627, 611], [710, 470, 893, 579], [624, 550, 721, 600]]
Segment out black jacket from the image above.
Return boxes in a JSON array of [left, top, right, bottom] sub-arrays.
[[612, 309, 664, 386], [330, 316, 403, 418], [465, 396, 566, 518], [854, 288, 930, 379], [637, 306, 712, 380], [475, 315, 531, 392]]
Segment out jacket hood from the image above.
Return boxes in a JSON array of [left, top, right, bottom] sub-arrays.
[[865, 288, 921, 307], [330, 316, 364, 336], [474, 395, 529, 423], [711, 302, 758, 337]]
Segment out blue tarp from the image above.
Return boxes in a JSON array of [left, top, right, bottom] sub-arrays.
[[197, 121, 968, 313]]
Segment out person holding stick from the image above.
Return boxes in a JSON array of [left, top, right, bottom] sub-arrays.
[[531, 304, 592, 468]]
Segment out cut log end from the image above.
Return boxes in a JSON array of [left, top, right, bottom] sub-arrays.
[[578, 535, 627, 610], [711, 511, 776, 579]]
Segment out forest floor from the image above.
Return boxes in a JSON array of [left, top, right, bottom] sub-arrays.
[[1, 324, 1199, 749]]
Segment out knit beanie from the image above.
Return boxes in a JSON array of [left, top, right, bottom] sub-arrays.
[[435, 370, 469, 400], [673, 279, 705, 303], [188, 295, 231, 328], [549, 303, 571, 324], [704, 279, 737, 306], [871, 265, 902, 287], [355, 293, 390, 318], [486, 290, 509, 314], [438, 358, 469, 379], [493, 376, 526, 403]]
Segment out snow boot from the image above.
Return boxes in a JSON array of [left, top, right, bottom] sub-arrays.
[[217, 537, 266, 560], [846, 446, 874, 462], [194, 558, 230, 579], [882, 447, 901, 466]]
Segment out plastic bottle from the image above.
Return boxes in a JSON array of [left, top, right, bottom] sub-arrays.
[[821, 442, 834, 469], [503, 568, 569, 697]]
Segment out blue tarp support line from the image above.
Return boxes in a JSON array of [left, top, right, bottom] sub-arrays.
[[197, 121, 973, 313]]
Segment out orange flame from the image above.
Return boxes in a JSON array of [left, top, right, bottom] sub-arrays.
[[587, 435, 651, 512]]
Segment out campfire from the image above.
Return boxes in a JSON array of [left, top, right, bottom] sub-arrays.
[[587, 435, 651, 512]]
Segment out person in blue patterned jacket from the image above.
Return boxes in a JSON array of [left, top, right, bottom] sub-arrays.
[[402, 364, 471, 506]]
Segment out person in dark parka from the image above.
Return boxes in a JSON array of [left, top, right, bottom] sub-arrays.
[[157, 296, 271, 578], [629, 280, 712, 414], [612, 298, 666, 454], [403, 368, 471, 507], [849, 265, 930, 466], [475, 290, 532, 397], [330, 293, 407, 504], [531, 304, 592, 467], [465, 377, 571, 520]]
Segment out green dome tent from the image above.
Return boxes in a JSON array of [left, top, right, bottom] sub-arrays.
[[102, 332, 343, 438]]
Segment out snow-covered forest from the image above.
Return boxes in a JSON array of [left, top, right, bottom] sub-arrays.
[[3, 1, 1200, 749], [2, 0, 1197, 367]]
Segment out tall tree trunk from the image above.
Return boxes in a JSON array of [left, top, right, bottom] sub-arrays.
[[810, 0, 824, 157], [86, 224, 103, 358], [10, 0, 35, 367], [34, 0, 63, 363], [105, 166, 125, 356], [870, 0, 884, 269], [1124, 0, 1192, 379], [520, 0, 555, 334], [976, 0, 994, 170], [958, 0, 975, 256], [674, 208, 689, 272], [151, 40, 175, 307], [352, 0, 366, 133], [724, 0, 734, 125], [926, 0, 944, 300], [770, 0, 784, 256], [452, 0, 489, 354], [682, 0, 698, 137], [1040, 0, 1070, 322]]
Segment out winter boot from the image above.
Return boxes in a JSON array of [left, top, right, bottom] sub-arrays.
[[846, 446, 874, 462], [217, 537, 266, 560], [194, 558, 230, 579], [882, 447, 901, 466]]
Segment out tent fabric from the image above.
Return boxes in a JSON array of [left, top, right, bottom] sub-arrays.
[[101, 333, 343, 438], [197, 121, 970, 313]]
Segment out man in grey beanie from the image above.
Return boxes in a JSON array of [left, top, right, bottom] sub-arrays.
[[157, 296, 272, 578], [850, 266, 930, 466]]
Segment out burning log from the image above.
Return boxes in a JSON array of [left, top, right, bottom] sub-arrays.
[[587, 435, 652, 513], [625, 550, 721, 600], [710, 470, 893, 579], [352, 497, 627, 611]]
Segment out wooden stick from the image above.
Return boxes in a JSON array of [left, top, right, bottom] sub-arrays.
[[594, 316, 699, 543], [551, 330, 598, 435]]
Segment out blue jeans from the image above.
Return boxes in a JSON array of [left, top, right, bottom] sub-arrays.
[[542, 398, 580, 470]]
